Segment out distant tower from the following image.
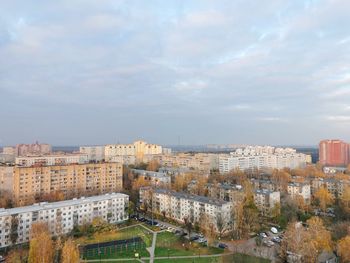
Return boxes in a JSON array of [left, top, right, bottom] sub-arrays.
[[319, 139, 349, 166]]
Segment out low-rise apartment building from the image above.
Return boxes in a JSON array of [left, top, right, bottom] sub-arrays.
[[311, 178, 350, 198], [206, 183, 244, 204], [139, 187, 232, 232], [254, 189, 280, 216], [0, 193, 128, 248], [0, 162, 123, 206], [131, 169, 171, 187], [287, 182, 311, 203]]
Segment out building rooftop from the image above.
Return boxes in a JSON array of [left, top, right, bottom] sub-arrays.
[[151, 188, 229, 206], [0, 193, 128, 217], [131, 169, 170, 178]]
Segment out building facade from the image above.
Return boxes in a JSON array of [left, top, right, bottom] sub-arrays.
[[152, 153, 219, 173], [254, 189, 280, 216], [79, 146, 105, 162], [131, 169, 171, 187], [15, 153, 89, 167], [319, 140, 349, 167], [219, 146, 311, 173], [139, 187, 232, 232], [15, 142, 52, 157], [105, 140, 163, 163], [0, 162, 123, 206], [287, 182, 311, 203], [0, 193, 128, 248]]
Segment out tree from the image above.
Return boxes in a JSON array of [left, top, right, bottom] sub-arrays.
[[281, 217, 332, 263], [5, 249, 28, 263], [28, 222, 54, 263], [146, 160, 160, 172], [10, 215, 19, 245], [340, 186, 350, 215], [314, 186, 334, 212], [337, 236, 350, 263], [183, 217, 193, 238], [132, 176, 150, 190], [61, 239, 80, 263], [216, 212, 229, 238]]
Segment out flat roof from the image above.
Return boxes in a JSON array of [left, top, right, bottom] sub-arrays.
[[152, 188, 229, 206], [0, 193, 128, 217]]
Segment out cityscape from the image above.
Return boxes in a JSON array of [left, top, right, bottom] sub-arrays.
[[1, 1, 350, 263]]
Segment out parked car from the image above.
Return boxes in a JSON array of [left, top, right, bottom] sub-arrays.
[[270, 227, 278, 234], [272, 237, 281, 243], [190, 235, 199, 241], [259, 232, 268, 238], [0, 256, 5, 263], [218, 243, 228, 249]]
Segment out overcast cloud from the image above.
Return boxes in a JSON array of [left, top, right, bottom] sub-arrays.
[[0, 0, 350, 146]]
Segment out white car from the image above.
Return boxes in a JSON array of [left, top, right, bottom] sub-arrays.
[[270, 227, 278, 234]]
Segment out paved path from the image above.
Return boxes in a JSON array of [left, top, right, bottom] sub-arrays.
[[148, 232, 157, 263]]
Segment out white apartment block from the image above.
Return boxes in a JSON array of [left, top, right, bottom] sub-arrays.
[[0, 193, 129, 248], [139, 187, 232, 232], [219, 146, 311, 173], [15, 153, 89, 167], [254, 189, 280, 216], [131, 169, 171, 187], [287, 182, 311, 203], [79, 146, 105, 161], [105, 140, 163, 162], [110, 155, 136, 165]]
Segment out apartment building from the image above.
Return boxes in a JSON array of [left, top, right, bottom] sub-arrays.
[[319, 139, 349, 167], [79, 146, 105, 161], [15, 153, 89, 167], [219, 146, 311, 173], [206, 183, 244, 204], [311, 178, 350, 198], [287, 182, 311, 203], [254, 189, 280, 216], [139, 187, 232, 232], [0, 193, 128, 248], [15, 142, 52, 157], [153, 153, 219, 173], [0, 163, 123, 206], [105, 140, 165, 163], [250, 178, 278, 192], [110, 155, 136, 165], [131, 169, 171, 187]]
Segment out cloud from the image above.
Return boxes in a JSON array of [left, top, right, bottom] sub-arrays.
[[0, 0, 350, 145]]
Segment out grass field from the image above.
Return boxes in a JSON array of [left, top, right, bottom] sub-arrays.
[[155, 232, 225, 257]]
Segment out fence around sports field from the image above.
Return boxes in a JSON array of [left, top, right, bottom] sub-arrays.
[[80, 237, 147, 260]]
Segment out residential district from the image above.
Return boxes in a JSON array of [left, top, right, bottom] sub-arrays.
[[0, 139, 349, 263]]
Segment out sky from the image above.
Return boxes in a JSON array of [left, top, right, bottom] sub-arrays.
[[0, 0, 350, 146]]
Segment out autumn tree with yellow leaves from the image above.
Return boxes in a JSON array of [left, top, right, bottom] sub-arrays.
[[337, 235, 350, 263], [281, 217, 333, 263], [61, 238, 80, 263], [314, 186, 334, 212], [28, 222, 54, 263]]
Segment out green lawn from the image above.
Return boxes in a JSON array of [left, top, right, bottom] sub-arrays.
[[155, 232, 224, 257]]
